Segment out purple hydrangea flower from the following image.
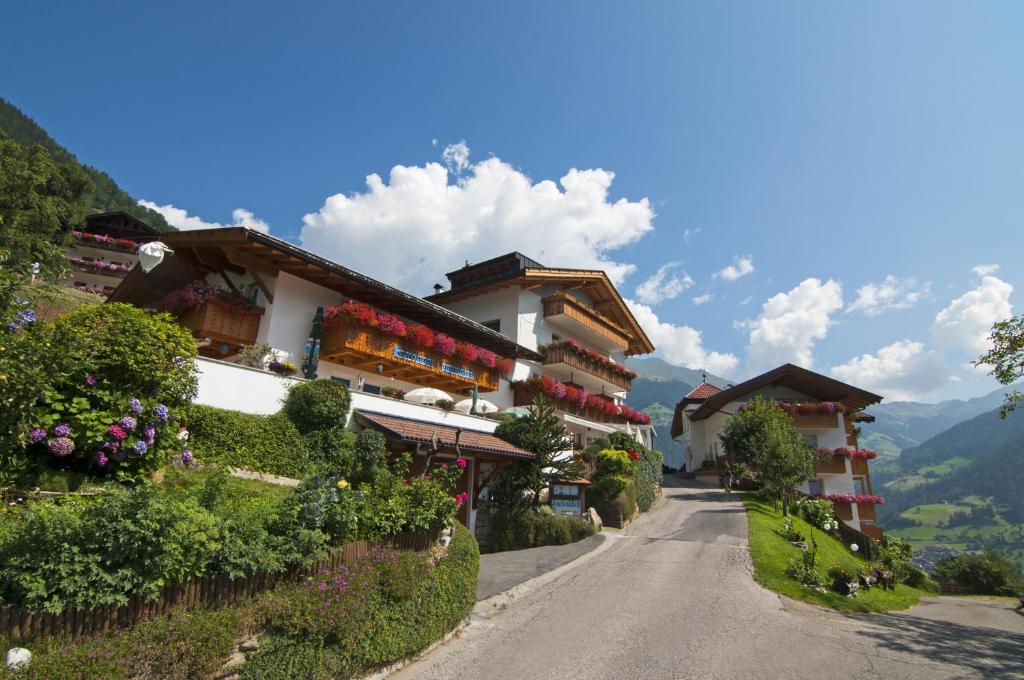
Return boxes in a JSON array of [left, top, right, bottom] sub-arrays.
[[94, 451, 108, 467], [154, 404, 169, 422], [108, 424, 128, 441], [181, 449, 194, 464], [48, 437, 75, 457], [119, 416, 138, 431], [129, 398, 143, 414], [110, 448, 126, 462], [133, 440, 148, 454], [29, 428, 47, 443], [103, 440, 120, 451], [54, 423, 71, 437], [85, 374, 97, 387], [143, 425, 156, 439]]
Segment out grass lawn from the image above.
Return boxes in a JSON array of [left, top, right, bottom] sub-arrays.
[[742, 494, 926, 613], [159, 466, 294, 500], [901, 502, 972, 526]]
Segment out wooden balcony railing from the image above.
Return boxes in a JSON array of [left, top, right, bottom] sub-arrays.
[[180, 300, 264, 350], [857, 502, 877, 521], [512, 382, 633, 425], [850, 458, 870, 476], [791, 412, 840, 429], [832, 500, 853, 521], [542, 293, 629, 350], [815, 455, 847, 475], [321, 320, 499, 393], [542, 344, 632, 391]]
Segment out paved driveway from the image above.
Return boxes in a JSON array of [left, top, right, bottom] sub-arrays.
[[394, 479, 1024, 680]]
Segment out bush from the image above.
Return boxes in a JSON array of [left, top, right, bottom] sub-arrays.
[[242, 523, 479, 679], [828, 565, 855, 582], [489, 507, 595, 551], [875, 534, 914, 579], [796, 497, 835, 531], [635, 447, 663, 512], [934, 550, 1022, 595], [786, 549, 824, 587], [282, 379, 352, 434], [186, 404, 316, 478], [905, 565, 940, 593]]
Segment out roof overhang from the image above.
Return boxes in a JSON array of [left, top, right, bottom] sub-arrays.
[[354, 410, 534, 459], [107, 228, 541, 361], [687, 363, 884, 422]]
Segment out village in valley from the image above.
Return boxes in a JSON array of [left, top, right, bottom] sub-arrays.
[[1, 4, 1023, 679]]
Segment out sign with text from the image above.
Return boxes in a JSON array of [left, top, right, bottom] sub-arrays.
[[551, 498, 582, 515], [551, 484, 580, 497]]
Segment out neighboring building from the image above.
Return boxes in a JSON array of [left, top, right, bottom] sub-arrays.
[[107, 230, 654, 536], [671, 364, 884, 537], [427, 252, 656, 451], [63, 212, 161, 296]]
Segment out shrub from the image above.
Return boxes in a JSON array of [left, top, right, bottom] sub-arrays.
[[905, 565, 940, 593], [489, 507, 595, 551], [185, 404, 316, 478], [875, 534, 914, 578], [786, 549, 824, 587], [827, 565, 855, 583], [353, 429, 388, 483], [635, 447, 663, 512], [934, 550, 1022, 595], [796, 497, 835, 531], [282, 379, 352, 434]]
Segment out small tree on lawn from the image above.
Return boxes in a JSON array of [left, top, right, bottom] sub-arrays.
[[718, 396, 817, 515], [494, 395, 582, 511], [975, 315, 1024, 418]]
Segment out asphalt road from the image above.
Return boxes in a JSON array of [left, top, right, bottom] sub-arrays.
[[393, 479, 1024, 680]]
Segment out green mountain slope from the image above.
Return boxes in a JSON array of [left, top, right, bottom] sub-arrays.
[[0, 98, 172, 232], [624, 356, 732, 386]]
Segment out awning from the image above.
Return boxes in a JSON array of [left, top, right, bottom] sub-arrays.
[[562, 413, 617, 434], [354, 410, 534, 459]]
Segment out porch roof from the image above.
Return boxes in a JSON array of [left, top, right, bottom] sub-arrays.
[[354, 410, 535, 459]]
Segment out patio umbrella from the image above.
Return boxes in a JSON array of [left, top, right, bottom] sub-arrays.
[[404, 387, 452, 405], [500, 406, 531, 418], [454, 398, 498, 414]]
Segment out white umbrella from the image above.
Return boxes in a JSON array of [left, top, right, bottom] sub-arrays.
[[454, 398, 499, 415], [404, 387, 452, 405]]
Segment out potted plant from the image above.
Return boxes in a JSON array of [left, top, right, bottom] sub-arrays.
[[828, 565, 860, 596], [268, 360, 297, 376], [380, 385, 400, 399], [435, 398, 455, 411]]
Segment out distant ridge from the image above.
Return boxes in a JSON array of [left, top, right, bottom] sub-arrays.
[[0, 98, 173, 232]]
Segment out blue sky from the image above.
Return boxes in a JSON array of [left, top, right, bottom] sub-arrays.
[[3, 2, 1022, 402]]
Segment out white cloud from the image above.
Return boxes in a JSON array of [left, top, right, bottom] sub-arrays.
[[682, 228, 701, 243], [931, 274, 1013, 356], [441, 141, 470, 175], [634, 262, 693, 305], [830, 340, 951, 401], [972, 263, 999, 277], [739, 278, 843, 373], [713, 255, 754, 281], [740, 295, 754, 306], [626, 299, 738, 375], [846, 275, 930, 316], [300, 142, 655, 293], [692, 293, 713, 305], [138, 200, 270, 234]]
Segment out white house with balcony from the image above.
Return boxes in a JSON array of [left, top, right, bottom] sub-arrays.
[[671, 364, 884, 538]]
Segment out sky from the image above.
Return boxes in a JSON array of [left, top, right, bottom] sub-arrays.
[[3, 1, 1022, 403]]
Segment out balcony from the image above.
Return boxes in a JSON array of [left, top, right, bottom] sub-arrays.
[[791, 411, 839, 429], [180, 300, 264, 353], [541, 343, 632, 393], [858, 503, 877, 521], [832, 500, 853, 521], [511, 380, 645, 426], [71, 230, 141, 254], [320, 319, 499, 393], [815, 454, 847, 475], [851, 458, 870, 476], [542, 293, 629, 353], [65, 256, 132, 279]]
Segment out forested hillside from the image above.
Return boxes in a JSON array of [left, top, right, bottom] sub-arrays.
[[0, 98, 172, 231]]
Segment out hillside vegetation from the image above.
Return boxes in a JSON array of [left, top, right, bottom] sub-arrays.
[[0, 98, 172, 231]]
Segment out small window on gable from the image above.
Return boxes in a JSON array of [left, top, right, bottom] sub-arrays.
[[808, 479, 824, 496], [481, 319, 501, 333]]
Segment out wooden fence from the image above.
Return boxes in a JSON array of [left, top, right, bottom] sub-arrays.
[[0, 529, 439, 643], [835, 521, 876, 561]]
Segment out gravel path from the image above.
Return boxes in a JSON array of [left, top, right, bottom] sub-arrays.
[[393, 479, 1024, 680]]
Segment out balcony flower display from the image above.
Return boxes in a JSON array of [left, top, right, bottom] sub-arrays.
[[496, 357, 514, 377], [814, 494, 886, 505], [433, 332, 456, 356], [408, 324, 435, 349], [159, 280, 262, 316], [476, 348, 497, 368], [71, 230, 139, 251], [454, 343, 478, 364], [542, 339, 637, 379], [66, 255, 133, 274], [775, 401, 840, 416], [514, 375, 650, 425], [816, 447, 877, 460], [377, 313, 407, 337], [323, 300, 379, 328]]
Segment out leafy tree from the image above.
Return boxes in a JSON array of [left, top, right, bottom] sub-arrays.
[[976, 315, 1024, 417], [718, 396, 817, 515], [0, 130, 92, 274], [934, 549, 1022, 595], [493, 395, 581, 510]]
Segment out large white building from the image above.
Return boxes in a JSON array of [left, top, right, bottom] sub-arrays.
[[671, 364, 884, 537]]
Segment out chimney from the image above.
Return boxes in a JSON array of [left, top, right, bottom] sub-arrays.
[[433, 283, 444, 294]]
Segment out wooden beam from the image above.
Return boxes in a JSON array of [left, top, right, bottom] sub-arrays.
[[250, 271, 274, 304], [223, 249, 281, 277], [218, 268, 240, 294]]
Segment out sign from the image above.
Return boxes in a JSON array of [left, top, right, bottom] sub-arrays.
[[551, 498, 582, 515], [440, 362, 475, 380], [393, 346, 434, 368], [551, 484, 579, 497]]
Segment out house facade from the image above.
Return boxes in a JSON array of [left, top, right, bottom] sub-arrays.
[[63, 212, 161, 296], [108, 230, 654, 537], [671, 364, 884, 538]]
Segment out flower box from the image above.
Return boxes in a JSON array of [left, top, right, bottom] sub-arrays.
[[180, 299, 263, 349]]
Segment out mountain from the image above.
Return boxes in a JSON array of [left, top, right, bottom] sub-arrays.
[[624, 358, 734, 470], [0, 98, 172, 232]]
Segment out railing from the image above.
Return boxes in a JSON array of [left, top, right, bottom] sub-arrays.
[[836, 521, 876, 560], [542, 344, 632, 391], [512, 381, 632, 426], [791, 412, 840, 429], [71, 230, 141, 253], [832, 500, 853, 521], [0, 529, 439, 643], [815, 455, 847, 475], [851, 458, 870, 476], [321, 319, 499, 392], [179, 300, 264, 349], [542, 293, 630, 350]]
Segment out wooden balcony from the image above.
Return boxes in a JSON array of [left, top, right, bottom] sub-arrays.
[[860, 524, 883, 540], [512, 382, 631, 425], [542, 293, 629, 352], [815, 455, 847, 475], [542, 344, 632, 392], [832, 500, 853, 521], [851, 458, 870, 476], [857, 502, 877, 521], [321, 320, 499, 393], [791, 411, 839, 429], [180, 300, 264, 353]]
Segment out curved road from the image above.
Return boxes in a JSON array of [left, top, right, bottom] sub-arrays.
[[394, 479, 1024, 680]]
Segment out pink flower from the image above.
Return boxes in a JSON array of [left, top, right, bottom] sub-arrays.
[[456, 458, 467, 469], [107, 424, 128, 441]]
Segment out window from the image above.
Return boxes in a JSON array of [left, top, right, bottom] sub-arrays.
[[481, 318, 501, 333], [330, 377, 351, 387], [807, 479, 824, 496], [853, 478, 866, 495], [802, 434, 819, 448], [362, 384, 381, 395]]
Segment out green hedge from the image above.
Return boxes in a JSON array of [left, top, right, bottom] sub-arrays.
[[185, 404, 315, 478], [636, 447, 664, 512], [489, 507, 595, 552]]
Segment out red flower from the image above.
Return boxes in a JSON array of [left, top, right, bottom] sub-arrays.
[[476, 348, 496, 368], [408, 324, 435, 348], [497, 357, 514, 377], [628, 449, 639, 460], [455, 343, 479, 364]]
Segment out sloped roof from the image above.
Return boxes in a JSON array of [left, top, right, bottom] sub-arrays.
[[685, 382, 722, 399], [425, 252, 655, 356], [354, 410, 534, 459]]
